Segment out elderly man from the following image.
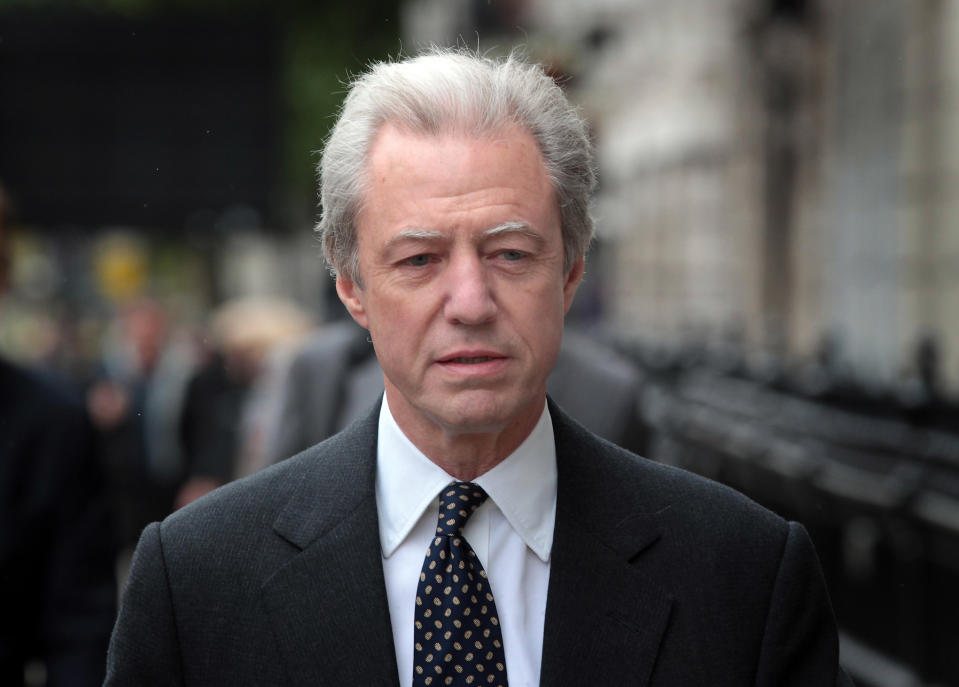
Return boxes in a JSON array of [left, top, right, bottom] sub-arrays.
[[106, 50, 851, 686]]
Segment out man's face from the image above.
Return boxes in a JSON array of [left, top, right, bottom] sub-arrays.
[[336, 123, 583, 444]]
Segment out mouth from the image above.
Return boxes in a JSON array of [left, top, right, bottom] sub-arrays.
[[436, 351, 509, 376], [443, 355, 499, 364]]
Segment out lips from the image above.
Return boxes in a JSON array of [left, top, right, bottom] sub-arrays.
[[438, 351, 505, 364], [435, 350, 509, 376]]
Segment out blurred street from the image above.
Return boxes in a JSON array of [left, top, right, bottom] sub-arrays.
[[1, 1, 957, 686]]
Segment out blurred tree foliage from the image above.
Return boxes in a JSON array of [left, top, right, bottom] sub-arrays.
[[280, 2, 401, 216], [0, 0, 401, 221]]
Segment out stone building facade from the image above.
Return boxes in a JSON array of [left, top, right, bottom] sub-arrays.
[[401, 0, 959, 395]]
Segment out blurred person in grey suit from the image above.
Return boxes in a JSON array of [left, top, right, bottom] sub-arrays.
[[263, 317, 646, 465], [106, 49, 851, 686], [0, 184, 116, 687]]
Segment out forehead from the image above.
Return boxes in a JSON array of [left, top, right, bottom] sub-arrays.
[[357, 123, 558, 242]]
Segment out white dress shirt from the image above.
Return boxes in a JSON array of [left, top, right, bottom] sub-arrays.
[[376, 395, 556, 687]]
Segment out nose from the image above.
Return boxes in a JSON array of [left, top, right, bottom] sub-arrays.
[[443, 253, 497, 326]]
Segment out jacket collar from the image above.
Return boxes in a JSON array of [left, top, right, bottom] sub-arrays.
[[263, 399, 400, 687], [540, 399, 672, 687]]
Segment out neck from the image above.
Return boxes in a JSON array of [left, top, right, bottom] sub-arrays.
[[385, 390, 544, 482], [417, 431, 529, 482]]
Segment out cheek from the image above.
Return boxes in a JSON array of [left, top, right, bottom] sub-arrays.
[[368, 304, 422, 359], [506, 289, 564, 343], [509, 280, 567, 319]]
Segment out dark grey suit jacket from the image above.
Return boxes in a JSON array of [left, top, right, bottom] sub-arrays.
[[105, 400, 850, 686]]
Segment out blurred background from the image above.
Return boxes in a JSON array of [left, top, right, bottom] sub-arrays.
[[1, 0, 957, 685]]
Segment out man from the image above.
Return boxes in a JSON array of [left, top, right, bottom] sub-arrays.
[[105, 50, 851, 686], [0, 184, 116, 686]]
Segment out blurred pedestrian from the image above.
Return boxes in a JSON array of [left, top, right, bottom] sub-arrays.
[[0, 182, 116, 687], [177, 296, 312, 506], [262, 318, 646, 464], [87, 299, 189, 553]]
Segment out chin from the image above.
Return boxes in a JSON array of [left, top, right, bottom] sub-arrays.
[[430, 391, 533, 435]]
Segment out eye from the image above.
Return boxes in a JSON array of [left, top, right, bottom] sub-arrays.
[[405, 254, 432, 267], [499, 250, 527, 262]]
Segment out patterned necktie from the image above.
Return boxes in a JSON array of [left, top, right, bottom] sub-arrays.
[[412, 482, 509, 687]]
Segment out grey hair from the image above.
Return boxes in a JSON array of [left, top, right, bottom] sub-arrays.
[[316, 47, 597, 284]]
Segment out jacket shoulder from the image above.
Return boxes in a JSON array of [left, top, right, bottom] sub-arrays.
[[160, 407, 378, 556], [552, 401, 787, 547]]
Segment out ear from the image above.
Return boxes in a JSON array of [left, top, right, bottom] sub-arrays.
[[335, 275, 370, 329], [562, 255, 585, 314]]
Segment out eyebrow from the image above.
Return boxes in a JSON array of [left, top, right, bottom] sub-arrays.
[[382, 228, 445, 253], [382, 221, 546, 252], [387, 228, 446, 243], [481, 221, 546, 246]]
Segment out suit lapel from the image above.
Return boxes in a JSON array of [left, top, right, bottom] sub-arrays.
[[541, 401, 673, 687], [261, 402, 400, 687]]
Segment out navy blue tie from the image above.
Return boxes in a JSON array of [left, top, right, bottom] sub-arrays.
[[412, 482, 509, 686]]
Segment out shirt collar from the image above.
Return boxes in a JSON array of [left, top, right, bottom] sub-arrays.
[[375, 394, 557, 563]]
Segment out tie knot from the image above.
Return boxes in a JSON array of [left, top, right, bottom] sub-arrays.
[[435, 482, 488, 536]]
